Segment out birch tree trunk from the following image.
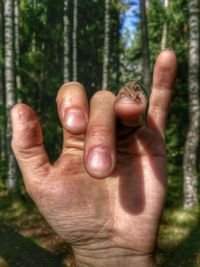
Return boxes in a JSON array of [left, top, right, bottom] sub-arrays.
[[32, 0, 36, 52], [14, 0, 21, 102], [183, 0, 200, 209], [73, 0, 77, 81], [161, 0, 169, 50], [63, 0, 69, 82], [4, 0, 17, 193], [0, 0, 6, 166], [140, 0, 151, 93], [102, 0, 110, 90]]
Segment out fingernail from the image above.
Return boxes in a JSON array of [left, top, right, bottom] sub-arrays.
[[117, 95, 138, 104], [86, 146, 112, 175], [65, 108, 87, 134]]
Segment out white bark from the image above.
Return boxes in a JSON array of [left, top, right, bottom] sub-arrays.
[[0, 1, 5, 164], [102, 0, 110, 90], [63, 0, 69, 82], [140, 0, 151, 93], [14, 0, 21, 101], [183, 0, 200, 209], [161, 0, 169, 50], [4, 0, 17, 193], [32, 0, 36, 52], [73, 0, 77, 81]]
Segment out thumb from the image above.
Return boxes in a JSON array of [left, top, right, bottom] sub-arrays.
[[11, 104, 51, 180]]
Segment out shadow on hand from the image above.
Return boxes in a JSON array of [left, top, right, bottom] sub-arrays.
[[0, 221, 65, 267], [118, 156, 145, 214], [117, 124, 166, 215]]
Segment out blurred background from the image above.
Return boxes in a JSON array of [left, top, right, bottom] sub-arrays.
[[0, 0, 200, 266]]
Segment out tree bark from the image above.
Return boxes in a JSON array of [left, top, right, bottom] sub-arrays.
[[102, 0, 110, 90], [63, 0, 69, 82], [183, 0, 200, 209], [14, 0, 21, 102], [32, 0, 36, 52], [73, 0, 77, 81], [161, 0, 169, 50], [4, 0, 17, 193], [140, 0, 151, 93], [0, 0, 6, 166]]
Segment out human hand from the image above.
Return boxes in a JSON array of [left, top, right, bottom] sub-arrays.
[[11, 50, 177, 267]]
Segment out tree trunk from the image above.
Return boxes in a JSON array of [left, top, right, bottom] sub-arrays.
[[73, 0, 77, 81], [161, 0, 169, 50], [63, 0, 69, 82], [32, 0, 36, 52], [183, 0, 200, 209], [0, 0, 6, 166], [102, 0, 110, 90], [4, 0, 17, 193], [14, 0, 21, 102], [140, 0, 151, 93]]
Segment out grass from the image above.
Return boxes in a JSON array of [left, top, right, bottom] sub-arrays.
[[0, 179, 200, 267], [157, 164, 200, 267], [157, 208, 200, 267], [0, 182, 74, 267]]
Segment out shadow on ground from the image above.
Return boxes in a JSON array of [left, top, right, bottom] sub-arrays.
[[0, 221, 65, 267]]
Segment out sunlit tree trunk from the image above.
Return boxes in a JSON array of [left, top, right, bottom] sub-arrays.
[[4, 0, 17, 193], [32, 0, 36, 52], [63, 0, 69, 82], [0, 1, 6, 166], [161, 0, 169, 50], [183, 0, 200, 209], [14, 0, 21, 102], [102, 0, 110, 90], [140, 0, 151, 93], [73, 0, 77, 81]]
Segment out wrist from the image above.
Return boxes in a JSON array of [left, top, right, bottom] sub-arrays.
[[73, 247, 156, 267]]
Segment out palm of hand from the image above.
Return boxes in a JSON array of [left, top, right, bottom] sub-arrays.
[[30, 125, 166, 257]]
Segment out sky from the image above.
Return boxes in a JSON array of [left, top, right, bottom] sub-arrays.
[[120, 0, 140, 45]]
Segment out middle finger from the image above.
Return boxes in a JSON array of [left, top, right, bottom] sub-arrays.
[[84, 90, 116, 178]]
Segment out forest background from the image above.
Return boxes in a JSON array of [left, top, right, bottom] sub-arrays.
[[0, 0, 200, 266]]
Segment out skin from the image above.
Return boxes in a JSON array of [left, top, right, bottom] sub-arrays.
[[11, 50, 177, 267]]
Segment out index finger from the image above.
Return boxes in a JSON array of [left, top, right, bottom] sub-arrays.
[[147, 49, 177, 135]]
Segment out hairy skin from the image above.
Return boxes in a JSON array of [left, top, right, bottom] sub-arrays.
[[11, 50, 177, 266]]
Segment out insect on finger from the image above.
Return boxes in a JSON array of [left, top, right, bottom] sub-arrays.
[[117, 81, 149, 125]]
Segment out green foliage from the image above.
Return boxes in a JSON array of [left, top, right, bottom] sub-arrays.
[[147, 0, 190, 172], [165, 0, 189, 170], [14, 0, 122, 163]]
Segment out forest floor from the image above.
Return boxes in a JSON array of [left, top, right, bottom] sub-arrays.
[[0, 180, 200, 267]]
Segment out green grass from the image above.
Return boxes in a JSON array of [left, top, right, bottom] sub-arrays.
[[157, 164, 200, 267], [157, 208, 200, 267], [0, 181, 74, 267]]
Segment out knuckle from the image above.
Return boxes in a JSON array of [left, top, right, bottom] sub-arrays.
[[88, 124, 112, 145], [91, 90, 115, 103], [56, 82, 85, 103], [14, 120, 42, 149]]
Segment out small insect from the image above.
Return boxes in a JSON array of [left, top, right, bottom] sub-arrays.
[[118, 80, 149, 126], [118, 81, 145, 102]]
